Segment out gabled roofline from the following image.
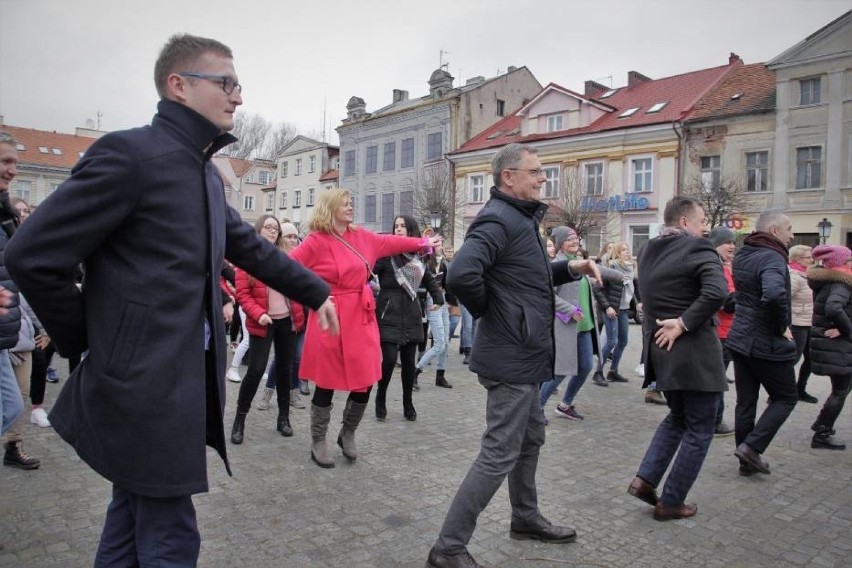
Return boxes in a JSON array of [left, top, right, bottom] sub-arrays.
[[767, 9, 851, 69], [517, 83, 616, 115]]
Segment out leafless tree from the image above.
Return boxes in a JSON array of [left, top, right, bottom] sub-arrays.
[[261, 122, 298, 161], [681, 174, 752, 229], [222, 111, 299, 161], [414, 161, 464, 239], [544, 168, 603, 239]]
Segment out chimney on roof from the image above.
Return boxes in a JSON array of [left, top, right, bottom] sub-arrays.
[[507, 66, 518, 73], [627, 70, 652, 88], [584, 80, 609, 98], [465, 76, 485, 86], [729, 52, 741, 65], [392, 89, 409, 103]]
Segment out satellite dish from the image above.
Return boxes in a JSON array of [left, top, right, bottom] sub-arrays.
[[85, 119, 95, 129]]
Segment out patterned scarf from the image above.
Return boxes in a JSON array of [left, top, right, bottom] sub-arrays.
[[390, 254, 425, 300]]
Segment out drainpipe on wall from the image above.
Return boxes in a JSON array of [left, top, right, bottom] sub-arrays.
[[672, 121, 683, 196]]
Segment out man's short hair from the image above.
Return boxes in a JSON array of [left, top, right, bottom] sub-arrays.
[[663, 196, 702, 226], [0, 131, 18, 148], [755, 209, 787, 233], [492, 143, 537, 188], [154, 34, 233, 98]]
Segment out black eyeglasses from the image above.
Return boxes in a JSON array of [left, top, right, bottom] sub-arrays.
[[507, 168, 544, 177], [179, 72, 242, 95]]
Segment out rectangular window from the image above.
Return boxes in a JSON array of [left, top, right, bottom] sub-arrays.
[[630, 225, 650, 257], [799, 78, 821, 105], [542, 166, 560, 198], [584, 162, 604, 196], [469, 174, 485, 202], [700, 155, 721, 191], [364, 194, 377, 223], [383, 142, 396, 171], [745, 151, 769, 192], [400, 190, 413, 216], [280, 191, 287, 208], [546, 114, 563, 132], [259, 171, 271, 185], [401, 138, 415, 168], [243, 195, 254, 211], [307, 187, 315, 206], [381, 193, 395, 233], [496, 99, 506, 116], [631, 158, 653, 193], [13, 180, 31, 201], [795, 146, 822, 189], [344, 150, 356, 177], [265, 193, 274, 210], [427, 132, 442, 161], [294, 190, 302, 207], [281, 161, 288, 178], [295, 158, 303, 176], [366, 145, 378, 174], [309, 155, 316, 173]]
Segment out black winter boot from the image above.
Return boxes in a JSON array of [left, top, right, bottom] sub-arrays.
[[435, 369, 453, 389], [230, 412, 247, 444], [277, 411, 293, 437], [3, 441, 40, 470]]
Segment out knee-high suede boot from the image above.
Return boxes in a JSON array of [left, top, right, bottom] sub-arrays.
[[230, 412, 247, 445], [310, 403, 335, 468], [337, 399, 368, 461]]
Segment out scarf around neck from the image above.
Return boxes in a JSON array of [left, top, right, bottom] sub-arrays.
[[390, 254, 425, 300], [744, 232, 788, 260]]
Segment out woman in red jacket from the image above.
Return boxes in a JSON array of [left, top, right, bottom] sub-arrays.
[[230, 215, 304, 444], [289, 189, 441, 468]]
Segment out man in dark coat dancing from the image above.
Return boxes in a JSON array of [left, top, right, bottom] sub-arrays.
[[6, 34, 338, 567], [627, 196, 727, 521]]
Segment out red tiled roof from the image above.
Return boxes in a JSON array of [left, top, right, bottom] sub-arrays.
[[0, 124, 99, 169], [318, 168, 339, 182], [228, 157, 253, 178], [454, 62, 738, 154], [690, 63, 775, 121]]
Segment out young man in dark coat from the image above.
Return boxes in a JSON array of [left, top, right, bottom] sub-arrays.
[[627, 196, 727, 521], [425, 143, 601, 568], [727, 210, 797, 476], [5, 34, 338, 567]]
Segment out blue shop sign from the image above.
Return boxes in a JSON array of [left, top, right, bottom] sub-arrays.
[[580, 194, 649, 213]]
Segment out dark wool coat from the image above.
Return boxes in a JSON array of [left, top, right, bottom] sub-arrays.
[[0, 202, 21, 349], [727, 242, 797, 362], [5, 100, 330, 498], [447, 187, 579, 384], [807, 267, 852, 377], [375, 255, 442, 345], [638, 233, 727, 392]]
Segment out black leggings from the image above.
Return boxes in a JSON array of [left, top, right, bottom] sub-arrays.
[[235, 318, 298, 416], [376, 342, 417, 411], [30, 345, 48, 406], [312, 385, 372, 408]]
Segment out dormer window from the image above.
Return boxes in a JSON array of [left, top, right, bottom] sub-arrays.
[[619, 107, 640, 118], [600, 89, 618, 99], [52, 148, 63, 155], [546, 114, 563, 132], [39, 146, 49, 153], [16, 144, 25, 151], [646, 102, 668, 114]]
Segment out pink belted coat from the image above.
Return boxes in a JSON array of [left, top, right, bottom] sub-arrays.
[[290, 227, 425, 391]]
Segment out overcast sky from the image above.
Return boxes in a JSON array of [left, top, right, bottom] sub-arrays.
[[1, 0, 848, 144]]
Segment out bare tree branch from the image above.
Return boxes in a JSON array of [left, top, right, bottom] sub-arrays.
[[261, 122, 298, 161], [681, 175, 752, 229], [414, 161, 465, 236], [544, 168, 603, 238], [222, 112, 301, 161]]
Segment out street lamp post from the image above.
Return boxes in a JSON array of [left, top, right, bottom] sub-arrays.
[[431, 210, 443, 233], [817, 218, 832, 245]]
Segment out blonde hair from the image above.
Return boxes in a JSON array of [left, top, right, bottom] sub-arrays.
[[610, 242, 631, 264], [309, 188, 356, 234]]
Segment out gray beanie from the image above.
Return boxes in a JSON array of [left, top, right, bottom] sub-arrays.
[[708, 226, 735, 247], [551, 226, 578, 250]]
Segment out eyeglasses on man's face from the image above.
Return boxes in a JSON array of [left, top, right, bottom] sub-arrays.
[[179, 72, 242, 95], [507, 168, 544, 177]]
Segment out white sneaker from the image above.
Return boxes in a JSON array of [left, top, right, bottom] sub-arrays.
[[226, 368, 242, 383], [30, 408, 51, 428], [635, 364, 645, 377]]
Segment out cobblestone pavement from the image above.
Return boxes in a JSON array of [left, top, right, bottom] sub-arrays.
[[1, 324, 850, 567]]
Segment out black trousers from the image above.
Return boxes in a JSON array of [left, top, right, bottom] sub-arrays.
[[813, 374, 851, 432], [732, 352, 797, 453], [791, 325, 813, 391], [376, 342, 417, 412], [236, 318, 297, 416]]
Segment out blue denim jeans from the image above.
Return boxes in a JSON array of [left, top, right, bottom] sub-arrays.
[[460, 304, 476, 352], [0, 350, 24, 435], [540, 330, 594, 408], [599, 309, 630, 372], [418, 301, 449, 371]]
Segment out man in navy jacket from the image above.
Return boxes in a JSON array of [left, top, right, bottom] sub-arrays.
[[426, 143, 601, 568], [6, 34, 338, 567]]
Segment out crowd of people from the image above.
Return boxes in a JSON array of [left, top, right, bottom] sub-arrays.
[[0, 33, 848, 568]]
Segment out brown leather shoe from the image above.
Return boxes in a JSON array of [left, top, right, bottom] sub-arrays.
[[627, 477, 658, 506], [653, 502, 697, 521], [734, 443, 770, 474]]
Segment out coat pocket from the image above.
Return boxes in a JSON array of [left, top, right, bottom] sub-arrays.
[[106, 302, 149, 379]]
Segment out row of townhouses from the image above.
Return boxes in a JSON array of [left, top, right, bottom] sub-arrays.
[[3, 10, 849, 250]]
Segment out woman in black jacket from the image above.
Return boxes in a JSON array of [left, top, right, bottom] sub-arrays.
[[807, 245, 851, 450], [374, 215, 443, 421]]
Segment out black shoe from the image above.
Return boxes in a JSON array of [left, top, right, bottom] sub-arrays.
[[376, 406, 387, 422], [509, 516, 577, 543], [812, 432, 846, 450], [436, 377, 453, 389], [738, 461, 759, 477], [404, 407, 417, 421], [607, 370, 629, 383], [426, 547, 482, 568], [230, 417, 245, 445], [3, 442, 40, 470], [277, 414, 293, 437], [734, 443, 770, 474], [798, 392, 818, 404], [591, 371, 608, 387], [462, 354, 470, 365]]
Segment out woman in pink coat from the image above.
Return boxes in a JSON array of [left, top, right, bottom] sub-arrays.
[[289, 188, 440, 468]]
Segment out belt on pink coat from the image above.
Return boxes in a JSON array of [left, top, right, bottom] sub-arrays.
[[331, 285, 376, 324]]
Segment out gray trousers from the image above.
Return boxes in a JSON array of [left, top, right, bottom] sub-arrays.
[[435, 377, 545, 555]]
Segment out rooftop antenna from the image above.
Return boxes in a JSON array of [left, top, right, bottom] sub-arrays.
[[96, 110, 103, 130], [321, 97, 327, 143], [439, 49, 450, 70], [593, 75, 614, 87]]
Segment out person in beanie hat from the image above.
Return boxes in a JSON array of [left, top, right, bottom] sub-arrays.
[[706, 226, 737, 437], [806, 244, 851, 450]]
